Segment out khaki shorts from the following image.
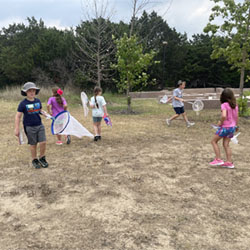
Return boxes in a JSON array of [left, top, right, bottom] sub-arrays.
[[25, 125, 46, 145]]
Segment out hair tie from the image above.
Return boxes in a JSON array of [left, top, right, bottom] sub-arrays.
[[57, 88, 63, 95]]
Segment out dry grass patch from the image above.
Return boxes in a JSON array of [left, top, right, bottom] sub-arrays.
[[1, 98, 250, 250]]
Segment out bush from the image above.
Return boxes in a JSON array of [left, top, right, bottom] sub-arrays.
[[237, 91, 250, 117]]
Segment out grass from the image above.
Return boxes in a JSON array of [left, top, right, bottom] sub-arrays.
[[1, 91, 250, 249]]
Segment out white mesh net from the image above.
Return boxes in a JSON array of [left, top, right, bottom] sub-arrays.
[[52, 111, 93, 138], [81, 92, 89, 117]]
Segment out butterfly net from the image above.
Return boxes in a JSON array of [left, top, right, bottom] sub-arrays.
[[51, 111, 93, 138], [159, 95, 168, 104], [81, 92, 89, 117], [192, 100, 204, 115], [51, 111, 70, 134]]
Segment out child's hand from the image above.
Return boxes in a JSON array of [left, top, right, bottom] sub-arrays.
[[217, 121, 222, 126], [15, 128, 19, 137]]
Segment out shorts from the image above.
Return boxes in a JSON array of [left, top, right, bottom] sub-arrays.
[[216, 127, 236, 138], [25, 125, 46, 145], [174, 106, 185, 114], [93, 117, 102, 123]]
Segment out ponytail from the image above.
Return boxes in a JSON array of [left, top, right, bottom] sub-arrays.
[[94, 86, 102, 109], [52, 87, 63, 106]]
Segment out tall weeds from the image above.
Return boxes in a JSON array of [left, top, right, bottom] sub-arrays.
[[0, 85, 82, 103]]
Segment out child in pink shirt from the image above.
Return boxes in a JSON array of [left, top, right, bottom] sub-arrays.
[[47, 87, 71, 145], [209, 88, 239, 168]]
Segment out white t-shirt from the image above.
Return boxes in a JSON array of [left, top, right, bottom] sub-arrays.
[[90, 96, 107, 117], [172, 88, 184, 108]]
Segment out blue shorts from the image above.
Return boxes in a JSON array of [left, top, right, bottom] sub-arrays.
[[93, 117, 102, 123], [174, 107, 185, 114], [216, 127, 236, 138]]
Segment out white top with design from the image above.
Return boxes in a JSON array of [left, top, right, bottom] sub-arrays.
[[90, 96, 107, 117]]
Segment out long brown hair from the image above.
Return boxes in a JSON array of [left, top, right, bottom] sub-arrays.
[[220, 88, 236, 109], [52, 87, 63, 106], [94, 86, 102, 109]]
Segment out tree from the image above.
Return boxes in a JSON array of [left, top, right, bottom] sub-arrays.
[[113, 33, 157, 112], [75, 0, 116, 88], [204, 0, 250, 96]]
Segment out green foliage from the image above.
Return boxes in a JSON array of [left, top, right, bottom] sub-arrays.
[[204, 0, 250, 91], [0, 11, 246, 91], [113, 33, 157, 93], [237, 91, 250, 116]]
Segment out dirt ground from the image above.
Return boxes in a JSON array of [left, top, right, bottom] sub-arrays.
[[1, 99, 250, 250]]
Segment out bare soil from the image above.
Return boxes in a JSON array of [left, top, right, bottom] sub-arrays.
[[1, 100, 250, 250]]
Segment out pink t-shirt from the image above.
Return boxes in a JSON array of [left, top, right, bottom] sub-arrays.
[[221, 102, 238, 128], [47, 97, 67, 117]]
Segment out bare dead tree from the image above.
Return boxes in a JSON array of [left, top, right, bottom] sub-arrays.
[[75, 0, 116, 88]]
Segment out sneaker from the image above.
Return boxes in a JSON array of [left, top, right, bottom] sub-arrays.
[[209, 159, 224, 166], [97, 136, 101, 140], [166, 119, 171, 126], [56, 141, 63, 145], [39, 156, 49, 168], [66, 135, 71, 145], [221, 162, 235, 169], [32, 159, 41, 169], [94, 136, 98, 142], [187, 122, 195, 128]]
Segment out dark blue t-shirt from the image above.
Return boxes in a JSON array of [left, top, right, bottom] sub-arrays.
[[17, 98, 42, 127]]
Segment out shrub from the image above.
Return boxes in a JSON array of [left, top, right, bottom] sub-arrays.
[[238, 91, 250, 117]]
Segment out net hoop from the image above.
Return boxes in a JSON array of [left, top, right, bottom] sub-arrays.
[[81, 91, 89, 117], [192, 100, 204, 113], [159, 95, 168, 104], [51, 111, 70, 135]]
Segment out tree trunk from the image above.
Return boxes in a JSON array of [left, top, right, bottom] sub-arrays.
[[97, 33, 101, 87], [127, 83, 132, 113], [240, 0, 250, 96]]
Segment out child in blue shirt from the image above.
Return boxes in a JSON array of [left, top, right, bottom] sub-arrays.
[[14, 82, 49, 169]]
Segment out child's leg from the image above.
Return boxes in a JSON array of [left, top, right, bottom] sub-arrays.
[[93, 122, 99, 135], [223, 137, 232, 162], [39, 141, 46, 158], [30, 145, 37, 159], [182, 112, 189, 123], [211, 134, 222, 159], [169, 114, 180, 121], [56, 134, 62, 141], [97, 122, 101, 136]]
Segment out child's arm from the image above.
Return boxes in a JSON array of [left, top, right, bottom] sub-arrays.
[[47, 104, 52, 115], [236, 116, 239, 132], [218, 109, 227, 126], [167, 96, 173, 103], [63, 104, 67, 111], [174, 96, 184, 102], [103, 105, 108, 116], [14, 112, 22, 137]]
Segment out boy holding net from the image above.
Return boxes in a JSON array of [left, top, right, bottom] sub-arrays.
[[166, 80, 195, 127], [14, 82, 49, 169]]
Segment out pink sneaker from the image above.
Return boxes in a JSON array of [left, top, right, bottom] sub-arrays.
[[221, 162, 235, 169], [56, 141, 63, 145], [209, 159, 224, 166]]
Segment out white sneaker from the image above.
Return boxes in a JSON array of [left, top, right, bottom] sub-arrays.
[[166, 119, 171, 126], [187, 122, 195, 128]]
